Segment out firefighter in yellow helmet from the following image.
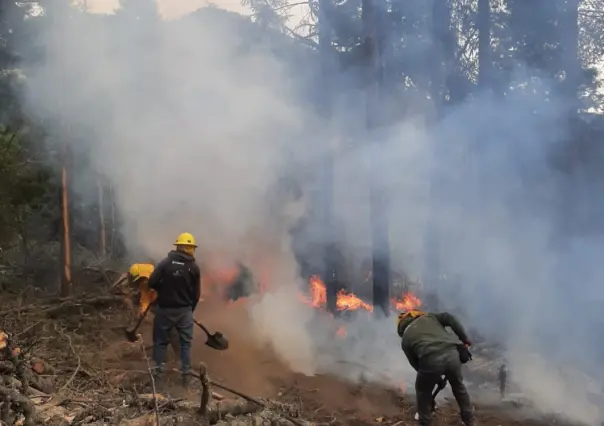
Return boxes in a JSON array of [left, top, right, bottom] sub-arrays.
[[397, 309, 475, 426], [128, 263, 156, 315], [128, 262, 180, 361], [147, 232, 201, 388]]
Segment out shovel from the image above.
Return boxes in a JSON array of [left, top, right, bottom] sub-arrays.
[[431, 376, 448, 404], [193, 319, 229, 351], [124, 304, 152, 342], [414, 376, 447, 421]]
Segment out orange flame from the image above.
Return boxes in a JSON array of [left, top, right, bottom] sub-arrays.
[[134, 260, 422, 320], [336, 326, 347, 338], [305, 275, 327, 306], [392, 292, 422, 312], [335, 288, 374, 312], [301, 275, 422, 313], [139, 279, 157, 315]]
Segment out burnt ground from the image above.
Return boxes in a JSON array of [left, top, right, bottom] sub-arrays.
[[161, 300, 563, 426], [0, 286, 576, 426]]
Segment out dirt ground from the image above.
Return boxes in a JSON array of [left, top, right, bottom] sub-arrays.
[[136, 298, 559, 426], [0, 288, 573, 426]]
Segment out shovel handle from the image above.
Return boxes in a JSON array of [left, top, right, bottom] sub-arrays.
[[432, 377, 447, 399], [193, 319, 210, 335], [127, 303, 152, 334]]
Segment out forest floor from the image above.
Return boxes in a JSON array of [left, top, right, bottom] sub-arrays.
[[0, 276, 579, 426]]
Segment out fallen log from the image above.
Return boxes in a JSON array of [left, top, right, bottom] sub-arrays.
[[2, 359, 54, 394], [208, 399, 260, 423], [0, 329, 56, 425], [1, 332, 53, 397], [44, 295, 130, 317], [30, 356, 56, 375], [0, 295, 129, 318], [109, 273, 129, 291], [26, 369, 54, 394], [2, 352, 55, 394], [137, 394, 261, 424], [0, 295, 129, 317], [10, 377, 51, 398], [0, 384, 36, 426]]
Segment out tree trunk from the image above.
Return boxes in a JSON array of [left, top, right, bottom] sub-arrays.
[[317, 0, 337, 314], [60, 161, 72, 297], [441, 0, 464, 104], [363, 0, 390, 316], [561, 0, 579, 113], [97, 177, 106, 259], [429, 0, 449, 110], [555, 0, 580, 280], [477, 0, 491, 88], [423, 0, 452, 292], [108, 183, 115, 259], [17, 213, 29, 270]]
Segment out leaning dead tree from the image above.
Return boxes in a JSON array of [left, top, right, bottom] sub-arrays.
[[60, 143, 72, 297], [97, 176, 106, 259]]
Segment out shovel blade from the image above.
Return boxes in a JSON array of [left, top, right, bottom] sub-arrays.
[[124, 329, 138, 342], [205, 332, 229, 351]]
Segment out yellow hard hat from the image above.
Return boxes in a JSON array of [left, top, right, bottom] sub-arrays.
[[129, 264, 141, 280], [174, 232, 197, 248], [129, 263, 154, 281]]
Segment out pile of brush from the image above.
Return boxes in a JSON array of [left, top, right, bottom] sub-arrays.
[[0, 329, 56, 425]]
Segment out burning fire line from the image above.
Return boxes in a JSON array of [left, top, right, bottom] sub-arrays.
[[298, 275, 422, 339], [301, 275, 416, 391], [137, 264, 419, 339], [138, 267, 421, 322], [300, 275, 422, 313]]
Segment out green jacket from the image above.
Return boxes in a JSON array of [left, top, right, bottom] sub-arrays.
[[397, 312, 470, 371]]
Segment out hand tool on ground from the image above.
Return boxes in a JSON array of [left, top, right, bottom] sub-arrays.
[[124, 303, 152, 342], [414, 376, 447, 421], [193, 319, 229, 350]]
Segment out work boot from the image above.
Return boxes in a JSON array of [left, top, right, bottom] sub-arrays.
[[152, 378, 165, 396], [181, 374, 191, 388], [152, 364, 165, 394]]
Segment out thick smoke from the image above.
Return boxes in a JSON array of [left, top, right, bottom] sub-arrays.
[[23, 1, 324, 377], [18, 1, 604, 424], [24, 6, 315, 260]]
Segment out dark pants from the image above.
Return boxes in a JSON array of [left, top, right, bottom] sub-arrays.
[[149, 304, 180, 359], [153, 307, 194, 377], [415, 350, 474, 426]]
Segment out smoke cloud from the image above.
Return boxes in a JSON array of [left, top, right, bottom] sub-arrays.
[[18, 1, 604, 424]]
